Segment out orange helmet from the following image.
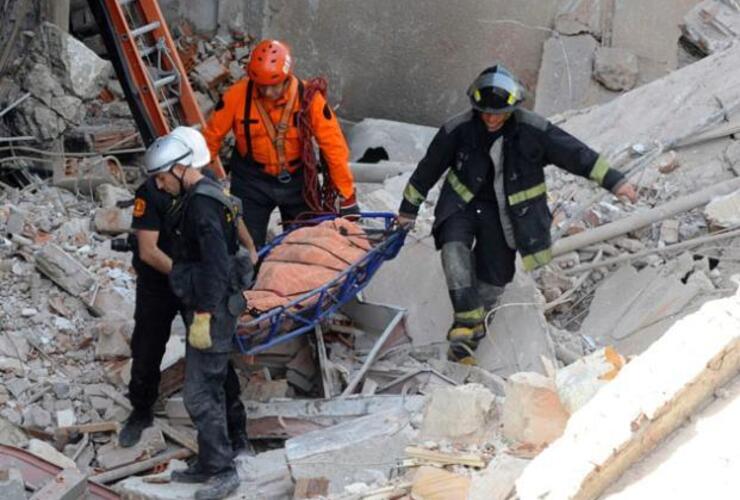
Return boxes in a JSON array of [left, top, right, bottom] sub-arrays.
[[247, 40, 293, 85]]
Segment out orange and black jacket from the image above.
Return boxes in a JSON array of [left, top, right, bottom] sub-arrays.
[[203, 75, 355, 199]]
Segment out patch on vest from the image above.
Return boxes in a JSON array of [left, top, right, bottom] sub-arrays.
[[133, 198, 146, 218]]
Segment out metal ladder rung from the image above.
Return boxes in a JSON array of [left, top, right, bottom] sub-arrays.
[[130, 21, 161, 38], [159, 97, 180, 108], [153, 74, 177, 89], [139, 45, 157, 58]]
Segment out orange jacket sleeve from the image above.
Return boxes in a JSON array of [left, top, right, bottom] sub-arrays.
[[203, 81, 243, 160], [308, 92, 354, 199]]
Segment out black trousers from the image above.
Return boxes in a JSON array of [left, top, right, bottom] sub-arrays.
[[435, 199, 515, 323], [183, 345, 241, 474], [182, 297, 247, 474], [230, 161, 311, 249], [129, 279, 246, 441], [129, 279, 183, 412]]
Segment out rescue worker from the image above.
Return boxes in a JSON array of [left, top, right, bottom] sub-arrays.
[[143, 128, 253, 499], [120, 127, 254, 454], [203, 39, 359, 248], [397, 65, 637, 365]]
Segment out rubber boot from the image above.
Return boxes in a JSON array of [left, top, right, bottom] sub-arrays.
[[171, 461, 211, 484], [194, 469, 240, 500], [447, 322, 486, 365], [118, 409, 153, 448], [231, 433, 256, 457]]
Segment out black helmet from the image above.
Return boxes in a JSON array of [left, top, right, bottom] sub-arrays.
[[467, 64, 524, 114]]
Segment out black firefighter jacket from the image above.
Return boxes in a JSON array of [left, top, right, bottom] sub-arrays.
[[398, 108, 626, 270]]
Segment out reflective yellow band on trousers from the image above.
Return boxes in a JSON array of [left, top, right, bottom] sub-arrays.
[[589, 156, 610, 186], [521, 248, 553, 271], [507, 182, 547, 206], [446, 170, 474, 203], [403, 183, 425, 206], [454, 307, 485, 323]]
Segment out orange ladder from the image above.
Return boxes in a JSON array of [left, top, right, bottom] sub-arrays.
[[87, 0, 225, 177]]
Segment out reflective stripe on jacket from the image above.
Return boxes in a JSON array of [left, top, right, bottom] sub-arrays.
[[399, 108, 625, 270]]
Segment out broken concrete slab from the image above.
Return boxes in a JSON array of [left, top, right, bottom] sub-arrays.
[[235, 449, 294, 499], [95, 184, 132, 209], [681, 0, 740, 55], [23, 406, 53, 429], [33, 22, 113, 100], [30, 468, 88, 500], [363, 236, 451, 346], [593, 47, 639, 91], [555, 347, 625, 414], [420, 384, 496, 445], [28, 438, 78, 470], [93, 207, 132, 235], [516, 289, 740, 500], [410, 466, 470, 500], [193, 56, 229, 90], [705, 188, 740, 228], [468, 453, 530, 500], [35, 243, 98, 304], [501, 372, 570, 451], [93, 319, 133, 360], [0, 417, 28, 448], [611, 0, 700, 84], [475, 268, 557, 378], [578, 261, 702, 355], [97, 427, 166, 470], [285, 407, 419, 495], [534, 34, 616, 118], [0, 467, 25, 500], [554, 0, 604, 37], [347, 118, 437, 164], [244, 394, 426, 439]]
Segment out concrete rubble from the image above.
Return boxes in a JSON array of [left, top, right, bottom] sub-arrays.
[[682, 0, 740, 55], [1, 2, 739, 499]]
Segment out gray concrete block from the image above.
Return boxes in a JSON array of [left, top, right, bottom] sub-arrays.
[[578, 261, 702, 356], [286, 407, 418, 494], [476, 268, 557, 378], [612, 0, 700, 85], [363, 236, 452, 346], [30, 468, 87, 500], [0, 467, 25, 500], [534, 34, 616, 118]]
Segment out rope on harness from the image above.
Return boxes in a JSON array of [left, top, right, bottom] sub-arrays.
[[298, 77, 338, 213]]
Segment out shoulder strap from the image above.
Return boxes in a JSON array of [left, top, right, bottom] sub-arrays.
[[243, 79, 255, 158], [193, 179, 236, 212]]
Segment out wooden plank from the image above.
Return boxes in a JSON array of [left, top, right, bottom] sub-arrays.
[[410, 466, 470, 500], [154, 420, 197, 453], [517, 292, 740, 500], [90, 448, 192, 484], [405, 446, 486, 468], [293, 477, 329, 499]]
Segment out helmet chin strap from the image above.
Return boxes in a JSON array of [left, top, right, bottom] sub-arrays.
[[170, 165, 189, 195]]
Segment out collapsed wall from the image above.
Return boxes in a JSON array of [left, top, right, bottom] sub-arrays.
[[250, 0, 559, 125]]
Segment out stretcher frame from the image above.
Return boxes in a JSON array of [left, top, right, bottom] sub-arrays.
[[234, 212, 406, 355]]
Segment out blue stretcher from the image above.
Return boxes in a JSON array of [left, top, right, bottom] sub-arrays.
[[234, 212, 407, 355]]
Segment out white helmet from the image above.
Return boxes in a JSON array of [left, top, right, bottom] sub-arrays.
[[142, 126, 211, 176]]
